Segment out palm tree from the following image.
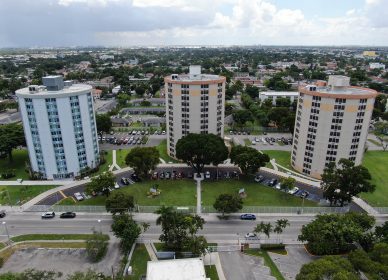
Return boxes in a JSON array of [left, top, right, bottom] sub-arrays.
[[274, 219, 290, 244]]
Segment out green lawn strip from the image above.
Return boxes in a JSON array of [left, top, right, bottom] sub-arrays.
[[201, 179, 316, 207], [75, 178, 316, 207], [360, 151, 388, 206], [96, 150, 113, 174], [263, 150, 292, 170], [0, 243, 5, 250], [205, 265, 219, 280], [244, 139, 251, 146], [128, 244, 150, 280], [244, 249, 285, 280], [116, 149, 131, 168], [156, 140, 179, 163], [57, 197, 76, 205], [0, 149, 30, 180], [11, 234, 109, 242], [0, 185, 58, 206], [367, 138, 382, 146]]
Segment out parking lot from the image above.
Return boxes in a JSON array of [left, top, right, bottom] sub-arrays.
[[98, 130, 166, 150]]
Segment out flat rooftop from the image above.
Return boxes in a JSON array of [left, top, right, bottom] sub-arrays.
[[146, 258, 208, 280], [260, 91, 299, 96], [167, 74, 223, 82], [16, 84, 92, 96], [311, 86, 375, 96]]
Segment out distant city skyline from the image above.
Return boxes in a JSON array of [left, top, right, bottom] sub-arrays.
[[1, 0, 388, 47]]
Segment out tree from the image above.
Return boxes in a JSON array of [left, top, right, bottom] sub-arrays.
[[85, 230, 109, 262], [298, 212, 375, 255], [233, 110, 254, 126], [273, 219, 290, 237], [85, 171, 115, 197], [111, 213, 144, 252], [230, 146, 269, 175], [253, 222, 272, 239], [0, 269, 61, 280], [321, 158, 375, 206], [374, 121, 388, 151], [213, 194, 243, 217], [0, 123, 25, 163], [280, 177, 296, 193], [155, 206, 206, 252], [116, 93, 130, 107], [245, 84, 259, 99], [375, 221, 388, 243], [296, 256, 359, 280], [105, 192, 134, 214], [267, 107, 290, 128], [176, 133, 228, 175], [95, 114, 112, 137], [125, 147, 160, 178]]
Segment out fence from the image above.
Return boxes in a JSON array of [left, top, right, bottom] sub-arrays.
[[134, 205, 197, 214], [201, 206, 348, 214], [374, 207, 388, 214]]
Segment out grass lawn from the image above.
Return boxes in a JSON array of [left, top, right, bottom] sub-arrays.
[[128, 244, 150, 280], [202, 179, 316, 207], [57, 197, 76, 205], [11, 234, 109, 242], [76, 178, 315, 207], [263, 150, 292, 170], [0, 185, 57, 205], [155, 140, 179, 163], [96, 150, 113, 174], [0, 149, 30, 180], [116, 149, 131, 168], [360, 151, 388, 206], [245, 249, 285, 280], [244, 139, 251, 146], [205, 265, 219, 280]]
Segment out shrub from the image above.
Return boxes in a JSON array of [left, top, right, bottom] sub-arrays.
[[261, 244, 285, 250], [86, 231, 109, 262]]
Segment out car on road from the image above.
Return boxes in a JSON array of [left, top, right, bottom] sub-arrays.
[[240, 214, 256, 220], [245, 232, 258, 239], [288, 187, 299, 195], [74, 192, 84, 201], [60, 212, 76, 219], [254, 174, 264, 183], [0, 210, 6, 218], [205, 171, 211, 179], [41, 211, 55, 219]]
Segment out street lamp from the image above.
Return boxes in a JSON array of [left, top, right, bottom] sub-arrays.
[[2, 221, 10, 243], [97, 219, 102, 233]]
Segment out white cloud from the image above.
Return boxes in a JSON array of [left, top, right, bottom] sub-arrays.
[[58, 0, 122, 6]]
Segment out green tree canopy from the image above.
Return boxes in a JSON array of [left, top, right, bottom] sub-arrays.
[[125, 147, 160, 178], [0, 123, 25, 163], [213, 194, 243, 217], [85, 171, 115, 197], [230, 145, 269, 175], [296, 256, 359, 280], [321, 158, 375, 206], [95, 114, 112, 136], [105, 192, 134, 215], [176, 133, 228, 175], [298, 212, 375, 255], [111, 213, 144, 252], [233, 109, 254, 126], [85, 230, 109, 262], [280, 177, 296, 192]]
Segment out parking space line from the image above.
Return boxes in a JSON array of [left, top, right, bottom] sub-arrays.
[[59, 190, 67, 199]]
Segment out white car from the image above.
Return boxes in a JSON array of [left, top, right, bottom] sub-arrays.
[[114, 182, 120, 189], [288, 187, 300, 195], [205, 171, 211, 179], [74, 192, 84, 201], [41, 211, 55, 219], [245, 233, 258, 239], [275, 183, 282, 190]]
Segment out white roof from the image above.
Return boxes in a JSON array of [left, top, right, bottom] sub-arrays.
[[260, 91, 299, 97], [146, 258, 208, 280]]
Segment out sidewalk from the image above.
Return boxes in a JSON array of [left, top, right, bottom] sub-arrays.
[[0, 180, 70, 186]]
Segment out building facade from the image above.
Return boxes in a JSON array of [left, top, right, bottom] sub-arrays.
[[16, 76, 99, 180], [164, 66, 226, 158], [291, 75, 377, 179], [259, 91, 299, 106]]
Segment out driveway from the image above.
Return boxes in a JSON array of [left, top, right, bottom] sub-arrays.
[[268, 245, 318, 280], [219, 251, 275, 280]]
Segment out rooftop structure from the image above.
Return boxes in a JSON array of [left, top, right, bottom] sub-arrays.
[[146, 258, 209, 280]]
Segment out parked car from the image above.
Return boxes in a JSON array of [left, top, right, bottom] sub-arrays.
[[300, 191, 309, 198], [41, 211, 55, 219], [275, 182, 282, 190], [159, 172, 165, 179], [60, 212, 76, 219], [245, 232, 258, 239], [0, 210, 6, 218], [205, 171, 211, 179], [74, 192, 84, 201], [114, 182, 120, 189], [131, 173, 141, 182], [254, 175, 264, 183], [165, 171, 171, 179], [240, 214, 256, 220], [288, 187, 299, 195], [152, 172, 158, 180], [268, 178, 278, 187]]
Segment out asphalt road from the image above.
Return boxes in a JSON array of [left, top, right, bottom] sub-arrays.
[[1, 213, 387, 244]]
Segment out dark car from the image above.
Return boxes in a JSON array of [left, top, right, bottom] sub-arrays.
[[240, 214, 256, 220], [131, 173, 141, 182], [121, 177, 129, 185], [0, 210, 6, 218], [300, 191, 309, 199], [254, 175, 264, 183], [60, 212, 76, 219]]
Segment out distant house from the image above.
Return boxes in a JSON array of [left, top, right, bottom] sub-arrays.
[[111, 117, 130, 127], [259, 91, 299, 105], [142, 117, 166, 128], [93, 89, 102, 99], [130, 98, 165, 107]]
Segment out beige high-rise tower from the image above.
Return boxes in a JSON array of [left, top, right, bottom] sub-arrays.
[[291, 75, 378, 179], [164, 66, 226, 158]]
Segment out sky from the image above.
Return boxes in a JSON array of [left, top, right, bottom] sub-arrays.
[[0, 0, 388, 47]]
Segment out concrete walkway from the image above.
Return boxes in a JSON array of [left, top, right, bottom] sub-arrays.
[[144, 243, 158, 261], [159, 158, 166, 164], [203, 252, 226, 280], [269, 159, 279, 171], [194, 173, 204, 215], [109, 150, 122, 171], [0, 180, 71, 186]]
